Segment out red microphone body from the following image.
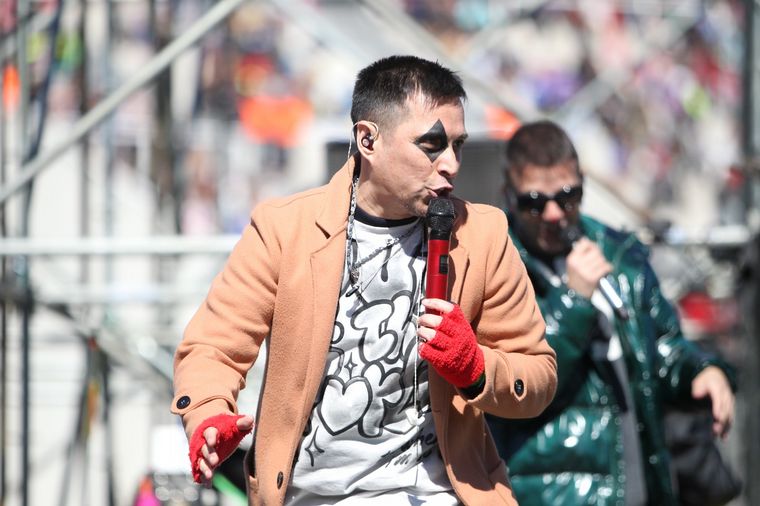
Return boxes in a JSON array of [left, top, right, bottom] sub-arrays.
[[425, 198, 456, 303], [426, 238, 450, 300]]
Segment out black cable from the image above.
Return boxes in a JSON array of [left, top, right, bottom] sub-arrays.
[[17, 1, 64, 505], [0, 53, 7, 506]]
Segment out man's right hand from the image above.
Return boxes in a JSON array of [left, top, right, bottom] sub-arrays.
[[190, 414, 254, 485], [692, 366, 735, 439], [565, 237, 612, 299]]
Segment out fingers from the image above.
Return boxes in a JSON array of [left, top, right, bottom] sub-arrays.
[[567, 238, 600, 261], [416, 326, 436, 344], [711, 387, 734, 421], [203, 426, 218, 448], [713, 407, 733, 440], [418, 300, 447, 345], [421, 298, 454, 315], [711, 388, 735, 439], [714, 417, 732, 440], [418, 311, 443, 330], [201, 441, 219, 467], [566, 239, 612, 297], [197, 456, 216, 485], [199, 425, 220, 482], [237, 415, 255, 432], [691, 382, 708, 400], [692, 367, 735, 439]]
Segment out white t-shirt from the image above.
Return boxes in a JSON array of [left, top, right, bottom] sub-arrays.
[[286, 213, 457, 505]]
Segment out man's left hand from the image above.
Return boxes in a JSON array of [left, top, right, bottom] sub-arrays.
[[691, 366, 734, 439]]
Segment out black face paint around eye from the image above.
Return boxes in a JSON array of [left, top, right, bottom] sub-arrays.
[[414, 119, 448, 162]]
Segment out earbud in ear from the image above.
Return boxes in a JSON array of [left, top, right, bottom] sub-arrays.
[[361, 135, 374, 148]]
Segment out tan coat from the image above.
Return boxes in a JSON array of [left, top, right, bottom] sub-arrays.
[[172, 155, 557, 505]]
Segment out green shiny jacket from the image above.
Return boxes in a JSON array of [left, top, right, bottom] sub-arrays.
[[487, 215, 736, 506]]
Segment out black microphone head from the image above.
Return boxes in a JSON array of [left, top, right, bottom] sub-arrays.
[[559, 223, 583, 248], [426, 198, 456, 239]]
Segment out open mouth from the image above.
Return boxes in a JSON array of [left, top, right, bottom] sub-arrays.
[[430, 189, 451, 199]]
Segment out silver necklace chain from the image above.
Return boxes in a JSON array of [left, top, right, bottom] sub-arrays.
[[345, 175, 420, 287], [345, 173, 426, 432]]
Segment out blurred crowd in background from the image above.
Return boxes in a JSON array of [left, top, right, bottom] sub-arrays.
[[4, 0, 744, 235]]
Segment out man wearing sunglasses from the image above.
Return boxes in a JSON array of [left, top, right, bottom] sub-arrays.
[[486, 120, 736, 505]]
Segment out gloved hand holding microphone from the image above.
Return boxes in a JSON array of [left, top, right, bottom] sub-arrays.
[[417, 198, 485, 394]]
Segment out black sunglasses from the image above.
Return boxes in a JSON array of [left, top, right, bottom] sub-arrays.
[[515, 185, 583, 216]]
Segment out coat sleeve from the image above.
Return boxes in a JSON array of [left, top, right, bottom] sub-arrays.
[[644, 261, 737, 404], [171, 203, 281, 440], [468, 209, 558, 419]]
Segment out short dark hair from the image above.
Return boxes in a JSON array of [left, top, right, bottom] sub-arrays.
[[350, 55, 466, 130], [505, 120, 581, 183]]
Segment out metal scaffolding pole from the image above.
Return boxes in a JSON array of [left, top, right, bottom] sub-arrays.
[[15, 1, 32, 504], [550, 18, 698, 126], [0, 0, 249, 206], [0, 30, 7, 506], [352, 0, 541, 120], [745, 0, 760, 160], [0, 235, 239, 256], [0, 1, 246, 502], [0, 10, 56, 62], [742, 2, 760, 503]]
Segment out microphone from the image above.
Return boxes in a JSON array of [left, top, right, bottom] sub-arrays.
[[425, 198, 456, 302], [560, 224, 629, 320]]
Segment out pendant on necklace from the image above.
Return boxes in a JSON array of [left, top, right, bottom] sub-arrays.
[[405, 407, 424, 426]]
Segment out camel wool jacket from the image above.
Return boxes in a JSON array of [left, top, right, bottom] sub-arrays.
[[171, 155, 557, 505]]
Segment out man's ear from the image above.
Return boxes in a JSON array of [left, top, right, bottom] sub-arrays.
[[355, 121, 379, 156]]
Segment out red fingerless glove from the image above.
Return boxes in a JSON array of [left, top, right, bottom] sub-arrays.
[[420, 305, 485, 388], [188, 414, 252, 483]]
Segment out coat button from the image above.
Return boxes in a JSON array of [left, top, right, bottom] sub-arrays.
[[276, 471, 284, 488], [514, 379, 524, 396], [176, 395, 190, 409]]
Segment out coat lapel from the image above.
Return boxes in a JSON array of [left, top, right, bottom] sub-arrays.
[[303, 156, 356, 404], [448, 214, 471, 307]]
